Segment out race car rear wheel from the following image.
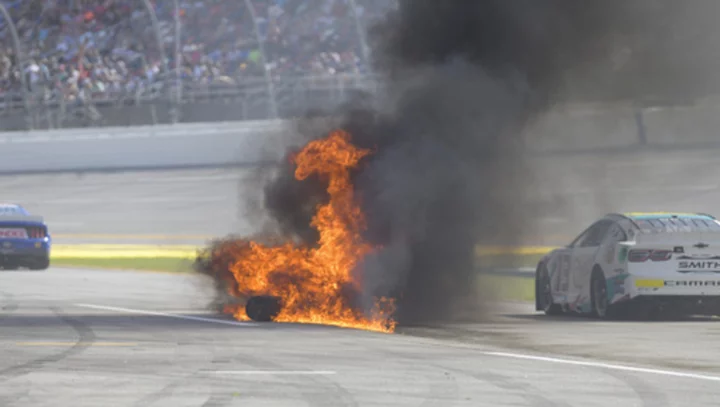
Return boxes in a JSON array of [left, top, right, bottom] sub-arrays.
[[537, 265, 562, 315], [591, 268, 611, 319], [29, 256, 50, 271]]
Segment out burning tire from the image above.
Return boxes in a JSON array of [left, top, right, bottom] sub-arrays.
[[245, 296, 282, 322]]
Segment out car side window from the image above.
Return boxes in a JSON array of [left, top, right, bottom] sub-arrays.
[[602, 222, 627, 245], [577, 220, 613, 248], [569, 228, 592, 248]]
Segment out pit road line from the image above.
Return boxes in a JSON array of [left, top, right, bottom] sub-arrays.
[[74, 304, 258, 327], [482, 351, 720, 382], [205, 371, 337, 375]]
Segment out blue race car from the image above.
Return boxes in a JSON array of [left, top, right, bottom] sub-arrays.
[[0, 204, 51, 270]]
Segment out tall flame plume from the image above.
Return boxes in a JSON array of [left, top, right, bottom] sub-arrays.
[[216, 130, 396, 333]]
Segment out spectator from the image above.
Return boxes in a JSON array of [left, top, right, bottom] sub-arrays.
[[0, 0, 397, 103]]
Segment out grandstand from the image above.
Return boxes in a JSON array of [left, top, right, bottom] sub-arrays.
[[0, 0, 396, 130]]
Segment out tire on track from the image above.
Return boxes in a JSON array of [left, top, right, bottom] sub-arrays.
[[590, 266, 619, 320], [29, 256, 50, 271], [245, 296, 282, 322], [536, 264, 562, 316]]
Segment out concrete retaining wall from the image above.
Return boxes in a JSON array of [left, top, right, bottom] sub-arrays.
[[0, 120, 293, 174], [524, 107, 641, 152], [642, 105, 720, 147], [2, 104, 720, 174]]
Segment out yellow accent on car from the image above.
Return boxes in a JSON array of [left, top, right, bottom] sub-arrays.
[[635, 279, 665, 288], [624, 212, 699, 218]]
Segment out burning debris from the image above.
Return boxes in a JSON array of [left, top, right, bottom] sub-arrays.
[[197, 130, 396, 333]]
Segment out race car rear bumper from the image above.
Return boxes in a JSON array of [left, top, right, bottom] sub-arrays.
[[0, 240, 50, 269], [623, 295, 720, 315]]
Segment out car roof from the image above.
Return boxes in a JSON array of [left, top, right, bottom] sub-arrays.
[[0, 204, 28, 215], [622, 212, 715, 220]]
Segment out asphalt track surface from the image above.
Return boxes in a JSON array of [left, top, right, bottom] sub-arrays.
[[3, 147, 720, 246], [3, 267, 720, 406], [0, 168, 258, 245], [3, 150, 720, 405]]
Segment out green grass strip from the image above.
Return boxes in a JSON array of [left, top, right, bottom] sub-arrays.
[[52, 254, 538, 302], [477, 274, 535, 302]]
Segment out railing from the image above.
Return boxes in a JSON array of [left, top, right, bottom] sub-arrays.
[[0, 74, 382, 130]]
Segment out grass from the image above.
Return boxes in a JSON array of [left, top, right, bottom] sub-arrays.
[[476, 253, 544, 269], [50, 250, 541, 302], [51, 257, 194, 273], [477, 274, 535, 302]]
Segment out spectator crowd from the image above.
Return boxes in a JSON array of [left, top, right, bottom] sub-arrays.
[[0, 0, 395, 104]]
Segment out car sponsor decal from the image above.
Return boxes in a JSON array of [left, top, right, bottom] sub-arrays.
[[618, 247, 629, 263], [635, 279, 664, 288], [0, 228, 27, 239], [678, 261, 720, 272], [608, 272, 630, 303], [677, 255, 720, 260], [635, 279, 720, 288], [664, 280, 720, 287]]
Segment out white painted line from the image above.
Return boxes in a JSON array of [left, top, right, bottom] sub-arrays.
[[483, 351, 720, 382], [207, 371, 337, 375], [75, 304, 258, 327]]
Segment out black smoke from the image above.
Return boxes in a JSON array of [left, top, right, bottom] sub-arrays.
[[199, 1, 718, 325]]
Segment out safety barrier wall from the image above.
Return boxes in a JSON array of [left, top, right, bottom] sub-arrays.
[[524, 106, 641, 152], [1, 104, 719, 174], [642, 105, 720, 147], [523, 104, 720, 151], [0, 120, 292, 174]]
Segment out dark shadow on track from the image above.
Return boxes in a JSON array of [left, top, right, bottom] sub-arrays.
[[502, 313, 720, 323], [0, 313, 395, 335]]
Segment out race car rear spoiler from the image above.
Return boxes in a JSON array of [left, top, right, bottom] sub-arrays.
[[633, 230, 720, 245], [0, 215, 44, 223]]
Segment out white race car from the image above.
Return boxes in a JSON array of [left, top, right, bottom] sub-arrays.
[[535, 212, 720, 319]]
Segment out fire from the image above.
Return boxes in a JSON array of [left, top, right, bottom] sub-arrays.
[[218, 130, 396, 333]]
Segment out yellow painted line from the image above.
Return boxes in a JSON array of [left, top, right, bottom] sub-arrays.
[[53, 234, 215, 241], [43, 243, 559, 259], [52, 251, 196, 259], [635, 279, 665, 288], [52, 244, 199, 250], [50, 244, 199, 259], [15, 342, 138, 347]]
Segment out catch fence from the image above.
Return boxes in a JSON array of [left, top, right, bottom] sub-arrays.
[[0, 0, 389, 130]]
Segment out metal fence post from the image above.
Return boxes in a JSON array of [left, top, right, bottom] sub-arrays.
[[348, 0, 371, 68], [243, 0, 278, 119], [173, 0, 182, 123], [140, 0, 173, 123], [0, 3, 32, 130]]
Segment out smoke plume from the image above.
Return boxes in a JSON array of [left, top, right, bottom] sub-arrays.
[[258, 0, 634, 325], [199, 0, 713, 326]]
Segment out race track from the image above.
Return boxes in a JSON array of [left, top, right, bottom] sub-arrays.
[[3, 155, 720, 405], [3, 267, 720, 406], [0, 169, 256, 245]]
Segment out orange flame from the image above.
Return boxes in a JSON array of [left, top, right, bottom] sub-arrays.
[[221, 130, 396, 333]]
